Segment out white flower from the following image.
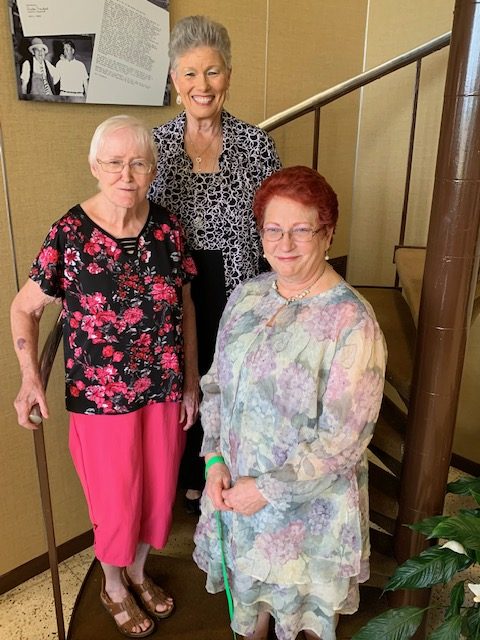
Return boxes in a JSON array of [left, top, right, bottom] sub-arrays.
[[440, 540, 468, 555], [468, 583, 480, 603]]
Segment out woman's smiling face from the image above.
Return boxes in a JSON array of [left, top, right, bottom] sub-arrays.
[[170, 46, 231, 122], [261, 196, 333, 286]]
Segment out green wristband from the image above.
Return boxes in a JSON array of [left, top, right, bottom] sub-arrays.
[[205, 455, 226, 478]]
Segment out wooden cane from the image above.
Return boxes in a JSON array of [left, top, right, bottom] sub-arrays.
[[30, 313, 65, 640]]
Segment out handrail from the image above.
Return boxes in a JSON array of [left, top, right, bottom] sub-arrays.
[[258, 32, 451, 132]]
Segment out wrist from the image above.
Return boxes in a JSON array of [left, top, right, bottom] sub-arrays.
[[20, 366, 40, 382], [184, 371, 200, 386], [204, 454, 226, 478]]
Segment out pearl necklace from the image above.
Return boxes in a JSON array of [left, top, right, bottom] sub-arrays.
[[273, 266, 327, 305]]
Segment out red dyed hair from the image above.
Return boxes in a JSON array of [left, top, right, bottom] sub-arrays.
[[253, 166, 338, 230]]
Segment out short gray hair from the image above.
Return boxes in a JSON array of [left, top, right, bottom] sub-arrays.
[[88, 115, 157, 165], [169, 15, 232, 70]]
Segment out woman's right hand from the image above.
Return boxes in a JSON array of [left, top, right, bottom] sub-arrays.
[[205, 462, 232, 511], [14, 375, 49, 430], [10, 280, 55, 430]]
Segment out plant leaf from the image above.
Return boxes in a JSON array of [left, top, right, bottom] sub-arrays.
[[447, 476, 480, 502], [383, 547, 473, 591], [409, 516, 449, 536], [429, 513, 480, 550], [444, 581, 465, 620], [461, 605, 480, 638], [459, 508, 480, 518], [427, 615, 462, 639], [351, 607, 425, 640]]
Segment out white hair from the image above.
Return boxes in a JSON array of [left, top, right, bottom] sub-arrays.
[[88, 115, 157, 165]]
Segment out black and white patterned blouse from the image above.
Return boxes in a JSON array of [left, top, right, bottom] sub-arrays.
[[149, 110, 281, 298]]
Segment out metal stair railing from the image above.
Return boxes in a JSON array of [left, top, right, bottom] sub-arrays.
[[258, 32, 451, 270]]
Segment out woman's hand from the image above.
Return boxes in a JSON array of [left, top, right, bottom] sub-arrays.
[[181, 282, 199, 430], [14, 374, 49, 430], [222, 476, 268, 516], [180, 378, 199, 430], [206, 461, 232, 511]]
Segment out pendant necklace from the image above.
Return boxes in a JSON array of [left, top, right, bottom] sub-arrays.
[[273, 265, 327, 305], [186, 128, 221, 169]]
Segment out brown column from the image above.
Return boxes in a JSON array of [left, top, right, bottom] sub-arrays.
[[391, 0, 480, 621]]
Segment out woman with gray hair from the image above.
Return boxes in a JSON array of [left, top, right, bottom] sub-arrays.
[[149, 15, 281, 515], [11, 115, 198, 638]]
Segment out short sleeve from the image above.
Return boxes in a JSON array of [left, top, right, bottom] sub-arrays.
[[20, 60, 30, 84], [29, 222, 65, 299]]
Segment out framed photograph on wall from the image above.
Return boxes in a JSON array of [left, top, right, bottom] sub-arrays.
[[9, 0, 170, 105]]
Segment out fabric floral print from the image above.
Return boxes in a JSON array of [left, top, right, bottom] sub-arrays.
[[30, 203, 196, 415]]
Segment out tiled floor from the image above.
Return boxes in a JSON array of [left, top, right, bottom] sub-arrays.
[[0, 546, 94, 639], [1, 470, 478, 639]]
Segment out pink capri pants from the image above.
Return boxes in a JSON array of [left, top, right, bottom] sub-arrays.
[[69, 402, 185, 567]]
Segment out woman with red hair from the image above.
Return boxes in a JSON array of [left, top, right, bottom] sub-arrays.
[[193, 166, 386, 640]]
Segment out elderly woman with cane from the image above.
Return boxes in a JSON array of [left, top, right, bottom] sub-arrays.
[[11, 115, 198, 638]]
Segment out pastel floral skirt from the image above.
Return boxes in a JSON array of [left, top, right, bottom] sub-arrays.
[[194, 545, 361, 640], [230, 570, 360, 640]]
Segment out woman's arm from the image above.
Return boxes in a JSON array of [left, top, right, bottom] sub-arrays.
[[10, 279, 58, 429], [254, 315, 387, 511], [180, 282, 199, 430], [20, 60, 30, 94]]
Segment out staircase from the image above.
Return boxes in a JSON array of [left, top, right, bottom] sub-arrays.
[[360, 247, 480, 588], [360, 281, 414, 587], [359, 274, 416, 586]]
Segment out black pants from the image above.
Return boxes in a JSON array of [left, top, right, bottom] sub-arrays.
[[179, 249, 227, 491]]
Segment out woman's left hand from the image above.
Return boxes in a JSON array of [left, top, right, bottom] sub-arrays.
[[180, 380, 199, 430], [222, 476, 268, 515]]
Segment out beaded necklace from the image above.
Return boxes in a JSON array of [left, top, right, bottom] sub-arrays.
[[272, 265, 327, 305]]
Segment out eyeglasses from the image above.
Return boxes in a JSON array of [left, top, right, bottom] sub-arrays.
[[260, 226, 323, 243], [96, 159, 153, 175]]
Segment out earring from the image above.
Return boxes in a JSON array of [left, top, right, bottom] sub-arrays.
[[176, 94, 182, 105], [325, 250, 330, 261]]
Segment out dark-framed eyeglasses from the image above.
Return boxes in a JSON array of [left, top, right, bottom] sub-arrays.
[[96, 159, 153, 175]]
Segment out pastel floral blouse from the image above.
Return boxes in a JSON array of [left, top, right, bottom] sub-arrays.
[[29, 203, 196, 414], [194, 273, 386, 600]]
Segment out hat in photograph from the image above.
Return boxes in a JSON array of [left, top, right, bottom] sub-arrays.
[[28, 37, 48, 54]]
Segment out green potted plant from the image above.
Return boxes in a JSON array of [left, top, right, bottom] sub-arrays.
[[352, 476, 480, 639]]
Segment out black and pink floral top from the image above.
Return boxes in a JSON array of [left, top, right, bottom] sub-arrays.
[[29, 202, 197, 415]]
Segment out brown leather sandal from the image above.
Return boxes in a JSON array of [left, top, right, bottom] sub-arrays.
[[122, 568, 175, 619], [100, 579, 155, 638]]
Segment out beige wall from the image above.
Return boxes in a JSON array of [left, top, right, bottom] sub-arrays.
[[266, 0, 368, 261], [348, 0, 454, 285]]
